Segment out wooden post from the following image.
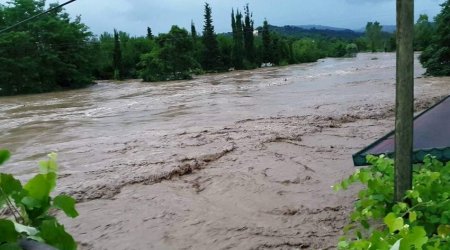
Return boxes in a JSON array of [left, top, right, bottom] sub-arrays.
[[395, 0, 414, 201]]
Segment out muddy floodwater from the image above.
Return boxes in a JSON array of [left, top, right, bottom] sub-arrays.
[[1, 53, 449, 249]]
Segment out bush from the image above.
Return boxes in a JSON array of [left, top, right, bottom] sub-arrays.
[[335, 155, 450, 249], [0, 150, 78, 250]]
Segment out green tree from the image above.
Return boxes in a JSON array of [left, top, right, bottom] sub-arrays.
[[232, 9, 244, 69], [139, 26, 199, 81], [420, 0, 450, 76], [113, 29, 123, 80], [262, 19, 272, 63], [190, 20, 197, 40], [147, 26, 153, 40], [0, 0, 94, 96], [292, 38, 321, 63], [414, 14, 434, 51], [365, 21, 383, 52], [243, 4, 255, 66], [201, 2, 222, 71]]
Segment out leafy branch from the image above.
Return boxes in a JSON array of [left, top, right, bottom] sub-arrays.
[[335, 155, 450, 249], [0, 149, 79, 250]]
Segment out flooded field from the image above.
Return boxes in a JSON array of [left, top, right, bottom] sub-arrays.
[[1, 53, 449, 249]]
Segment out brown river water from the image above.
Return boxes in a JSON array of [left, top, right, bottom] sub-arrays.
[[0, 53, 449, 249]]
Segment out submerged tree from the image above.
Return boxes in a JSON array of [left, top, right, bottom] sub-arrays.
[[420, 0, 450, 76], [201, 2, 222, 71]]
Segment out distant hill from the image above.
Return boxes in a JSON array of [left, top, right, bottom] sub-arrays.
[[260, 25, 363, 39]]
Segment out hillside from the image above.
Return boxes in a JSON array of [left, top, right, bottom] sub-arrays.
[[261, 25, 364, 39]]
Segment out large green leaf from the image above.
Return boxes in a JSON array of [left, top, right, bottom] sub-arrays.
[[384, 213, 404, 233], [0, 219, 19, 243], [0, 150, 10, 166], [0, 173, 22, 196], [53, 195, 79, 218], [39, 219, 77, 250], [400, 226, 428, 250], [23, 173, 56, 202]]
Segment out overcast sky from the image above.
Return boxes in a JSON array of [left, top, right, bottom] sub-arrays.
[[1, 0, 446, 36]]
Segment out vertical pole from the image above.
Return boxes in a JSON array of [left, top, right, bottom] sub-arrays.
[[395, 0, 414, 201]]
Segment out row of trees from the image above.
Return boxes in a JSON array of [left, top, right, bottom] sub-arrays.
[[107, 4, 361, 82], [1, 0, 448, 96]]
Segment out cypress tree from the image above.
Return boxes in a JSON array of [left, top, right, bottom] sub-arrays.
[[147, 27, 153, 40], [232, 10, 244, 69], [201, 2, 222, 71], [262, 19, 272, 63], [243, 4, 255, 65], [231, 8, 236, 38], [113, 29, 123, 80], [191, 20, 197, 40]]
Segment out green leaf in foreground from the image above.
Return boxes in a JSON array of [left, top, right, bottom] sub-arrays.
[[23, 173, 56, 202], [384, 213, 404, 233], [400, 226, 428, 249], [39, 219, 77, 250], [0, 219, 20, 243], [53, 195, 79, 218], [0, 149, 10, 165], [0, 173, 22, 196]]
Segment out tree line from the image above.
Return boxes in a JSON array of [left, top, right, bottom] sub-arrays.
[[0, 0, 448, 96]]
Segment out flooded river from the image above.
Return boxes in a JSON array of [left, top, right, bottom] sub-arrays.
[[1, 53, 449, 249], [0, 53, 425, 175]]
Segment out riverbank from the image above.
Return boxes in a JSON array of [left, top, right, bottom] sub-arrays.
[[1, 53, 449, 249]]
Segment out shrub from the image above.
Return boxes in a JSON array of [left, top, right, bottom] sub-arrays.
[[335, 155, 450, 249], [0, 149, 78, 250]]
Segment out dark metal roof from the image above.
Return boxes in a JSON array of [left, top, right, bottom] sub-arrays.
[[353, 95, 450, 166]]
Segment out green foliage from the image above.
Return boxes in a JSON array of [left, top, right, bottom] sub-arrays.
[[243, 4, 256, 66], [292, 38, 322, 63], [420, 0, 450, 76], [113, 29, 123, 80], [139, 26, 199, 82], [0, 149, 78, 250], [335, 155, 450, 249], [0, 0, 95, 96], [365, 21, 383, 52], [414, 14, 434, 51], [231, 9, 244, 69], [261, 19, 272, 63], [201, 3, 223, 71]]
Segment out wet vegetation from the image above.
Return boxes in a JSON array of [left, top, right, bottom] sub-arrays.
[[0, 0, 448, 96], [0, 150, 79, 250], [335, 155, 450, 249]]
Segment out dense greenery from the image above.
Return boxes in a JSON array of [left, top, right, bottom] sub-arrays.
[[0, 0, 95, 96], [335, 155, 450, 249], [420, 0, 450, 76], [139, 25, 199, 81], [0, 149, 78, 250], [3, 0, 443, 96]]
